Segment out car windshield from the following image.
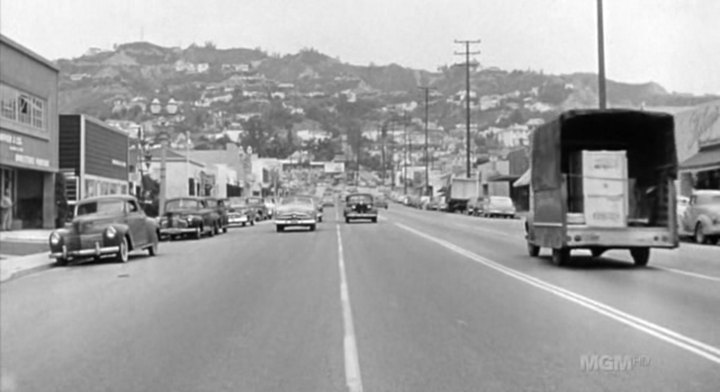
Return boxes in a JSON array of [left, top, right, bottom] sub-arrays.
[[280, 197, 313, 206], [347, 195, 373, 203], [490, 197, 513, 206], [76, 200, 124, 216], [165, 199, 200, 211]]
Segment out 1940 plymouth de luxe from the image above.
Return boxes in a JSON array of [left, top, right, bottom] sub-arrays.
[[49, 195, 160, 265]]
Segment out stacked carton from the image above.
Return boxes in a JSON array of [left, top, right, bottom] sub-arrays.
[[581, 150, 628, 227]]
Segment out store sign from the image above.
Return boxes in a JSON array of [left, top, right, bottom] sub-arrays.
[[111, 159, 127, 168], [0, 129, 55, 171], [15, 154, 50, 167]]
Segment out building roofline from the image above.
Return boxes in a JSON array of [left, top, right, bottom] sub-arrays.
[[0, 34, 60, 72]]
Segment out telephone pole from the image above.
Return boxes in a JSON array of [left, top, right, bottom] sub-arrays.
[[596, 0, 607, 109], [418, 86, 436, 196], [455, 39, 481, 178], [404, 112, 409, 195]]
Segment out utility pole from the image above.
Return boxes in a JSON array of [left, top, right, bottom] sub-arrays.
[[418, 86, 435, 197], [454, 39, 481, 178], [404, 113, 409, 195], [596, 0, 607, 109]]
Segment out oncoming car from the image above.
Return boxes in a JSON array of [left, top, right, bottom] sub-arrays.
[[344, 193, 378, 223], [48, 195, 159, 265], [274, 196, 318, 232]]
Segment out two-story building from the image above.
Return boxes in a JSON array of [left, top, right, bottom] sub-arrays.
[[0, 35, 59, 229]]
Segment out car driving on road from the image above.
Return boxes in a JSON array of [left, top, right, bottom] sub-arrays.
[[274, 196, 319, 232], [482, 196, 516, 218], [344, 193, 378, 223], [49, 195, 159, 265]]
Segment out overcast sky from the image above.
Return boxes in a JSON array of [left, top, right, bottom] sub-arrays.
[[2, 0, 718, 95]]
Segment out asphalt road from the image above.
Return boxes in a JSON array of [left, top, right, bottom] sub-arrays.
[[2, 205, 719, 392]]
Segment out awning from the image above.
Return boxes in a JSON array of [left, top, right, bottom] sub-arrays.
[[487, 174, 521, 182], [680, 147, 720, 172], [513, 169, 530, 187]]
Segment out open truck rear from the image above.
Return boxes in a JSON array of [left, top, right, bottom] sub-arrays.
[[525, 109, 679, 266], [447, 177, 480, 213]]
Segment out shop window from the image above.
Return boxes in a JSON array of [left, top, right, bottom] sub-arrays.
[[0, 84, 16, 121]]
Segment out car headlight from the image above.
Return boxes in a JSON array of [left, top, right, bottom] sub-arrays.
[[105, 226, 117, 239], [49, 231, 61, 245]]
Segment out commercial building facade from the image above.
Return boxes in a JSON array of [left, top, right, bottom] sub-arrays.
[[58, 115, 130, 201], [0, 35, 59, 229]]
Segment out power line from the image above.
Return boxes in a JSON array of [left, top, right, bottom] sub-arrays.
[[454, 39, 481, 178]]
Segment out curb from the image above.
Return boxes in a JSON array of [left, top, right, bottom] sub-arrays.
[[0, 253, 56, 284]]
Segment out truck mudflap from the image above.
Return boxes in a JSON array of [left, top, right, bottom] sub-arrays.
[[564, 226, 677, 248]]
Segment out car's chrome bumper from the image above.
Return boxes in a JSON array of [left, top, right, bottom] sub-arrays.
[[346, 213, 378, 218], [275, 219, 316, 225], [49, 243, 120, 259], [159, 227, 198, 235], [228, 216, 249, 224]]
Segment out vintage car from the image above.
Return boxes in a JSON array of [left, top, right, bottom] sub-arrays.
[[201, 197, 229, 233], [321, 195, 335, 207], [48, 195, 159, 265], [158, 197, 221, 240], [226, 201, 256, 227], [344, 193, 378, 223], [374, 195, 389, 209], [482, 196, 517, 218], [274, 196, 318, 232], [680, 190, 720, 244], [246, 196, 269, 221], [466, 196, 486, 216]]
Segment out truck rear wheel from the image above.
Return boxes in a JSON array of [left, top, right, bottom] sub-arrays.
[[527, 242, 540, 257], [552, 248, 569, 266], [630, 248, 650, 267]]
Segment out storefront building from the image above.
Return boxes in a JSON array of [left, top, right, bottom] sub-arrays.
[[58, 115, 129, 201], [679, 138, 720, 193], [0, 35, 59, 229]]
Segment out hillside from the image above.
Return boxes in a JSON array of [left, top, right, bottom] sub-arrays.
[[53, 41, 720, 164]]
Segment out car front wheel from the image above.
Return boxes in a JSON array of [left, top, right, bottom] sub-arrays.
[[694, 223, 707, 244], [55, 257, 68, 266], [148, 238, 158, 256], [116, 237, 129, 263]]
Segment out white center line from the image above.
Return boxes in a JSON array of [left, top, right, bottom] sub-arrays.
[[656, 266, 720, 283], [395, 222, 720, 365], [336, 214, 364, 392]]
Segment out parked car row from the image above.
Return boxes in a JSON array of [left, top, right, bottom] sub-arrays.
[[48, 193, 272, 266]]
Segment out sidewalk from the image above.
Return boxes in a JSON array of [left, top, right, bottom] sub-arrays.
[[0, 251, 54, 283], [0, 229, 52, 243], [1, 229, 55, 283]]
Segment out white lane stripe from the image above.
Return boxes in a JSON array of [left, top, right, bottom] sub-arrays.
[[655, 267, 720, 283], [395, 222, 720, 365], [336, 214, 364, 392]]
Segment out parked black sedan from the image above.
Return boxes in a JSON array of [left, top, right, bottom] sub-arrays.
[[159, 197, 221, 240]]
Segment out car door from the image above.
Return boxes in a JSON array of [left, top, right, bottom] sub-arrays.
[[683, 195, 698, 232], [125, 200, 148, 246]]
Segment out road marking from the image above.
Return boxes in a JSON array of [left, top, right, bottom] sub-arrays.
[[395, 222, 720, 365], [656, 267, 720, 283], [335, 215, 364, 392]]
